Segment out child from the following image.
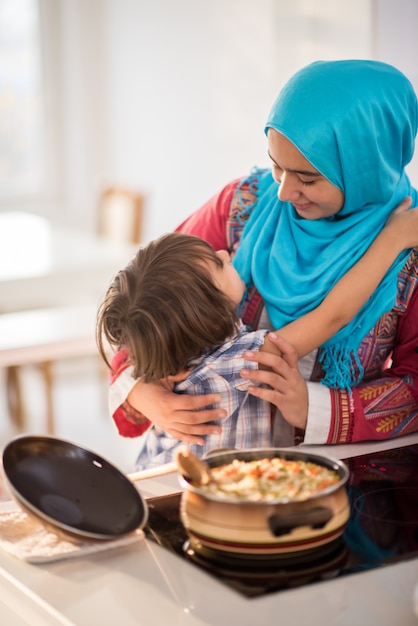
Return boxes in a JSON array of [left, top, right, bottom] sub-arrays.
[[97, 202, 418, 468]]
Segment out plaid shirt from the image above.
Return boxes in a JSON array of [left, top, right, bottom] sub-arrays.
[[134, 324, 285, 469]]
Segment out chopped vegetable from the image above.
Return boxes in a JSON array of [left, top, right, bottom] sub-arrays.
[[202, 457, 340, 502]]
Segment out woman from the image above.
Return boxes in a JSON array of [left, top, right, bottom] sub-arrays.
[[109, 59, 418, 453], [99, 218, 416, 468]]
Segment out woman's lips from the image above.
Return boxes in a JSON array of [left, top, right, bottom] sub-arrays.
[[293, 202, 313, 212]]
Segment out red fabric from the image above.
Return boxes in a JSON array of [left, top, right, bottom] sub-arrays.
[[113, 404, 151, 438], [109, 349, 151, 437], [327, 256, 418, 443], [175, 179, 240, 248], [109, 348, 131, 383]]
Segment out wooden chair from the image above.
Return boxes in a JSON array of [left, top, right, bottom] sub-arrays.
[[98, 186, 144, 245], [1, 305, 99, 434], [3, 188, 144, 434]]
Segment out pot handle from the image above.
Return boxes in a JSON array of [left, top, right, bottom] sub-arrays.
[[268, 506, 333, 537]]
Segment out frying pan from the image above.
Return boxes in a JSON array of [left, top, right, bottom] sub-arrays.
[[2, 435, 147, 540]]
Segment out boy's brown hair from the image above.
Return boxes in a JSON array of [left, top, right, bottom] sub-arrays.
[[97, 232, 240, 382]]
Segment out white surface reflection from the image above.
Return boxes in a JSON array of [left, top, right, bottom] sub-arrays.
[[0, 211, 136, 312], [0, 211, 51, 279]]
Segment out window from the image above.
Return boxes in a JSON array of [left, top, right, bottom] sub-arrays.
[[0, 0, 46, 197]]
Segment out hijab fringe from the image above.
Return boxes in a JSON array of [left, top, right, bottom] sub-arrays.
[[318, 340, 364, 392]]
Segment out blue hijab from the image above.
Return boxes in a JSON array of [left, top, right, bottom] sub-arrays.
[[233, 60, 418, 388]]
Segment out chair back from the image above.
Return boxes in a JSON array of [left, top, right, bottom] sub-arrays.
[[98, 186, 144, 245]]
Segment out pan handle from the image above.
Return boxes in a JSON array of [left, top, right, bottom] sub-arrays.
[[268, 506, 333, 537]]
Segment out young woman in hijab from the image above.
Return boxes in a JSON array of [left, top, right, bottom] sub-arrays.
[[108, 59, 418, 451]]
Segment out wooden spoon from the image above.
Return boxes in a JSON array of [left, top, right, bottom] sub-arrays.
[[175, 447, 213, 486]]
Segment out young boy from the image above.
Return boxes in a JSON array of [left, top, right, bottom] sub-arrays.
[[97, 205, 418, 468]]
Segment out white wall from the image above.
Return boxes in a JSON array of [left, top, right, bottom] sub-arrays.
[[372, 0, 418, 185], [101, 0, 279, 240], [34, 0, 418, 239], [100, 0, 375, 242]]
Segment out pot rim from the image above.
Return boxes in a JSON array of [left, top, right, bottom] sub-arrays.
[[179, 447, 349, 506]]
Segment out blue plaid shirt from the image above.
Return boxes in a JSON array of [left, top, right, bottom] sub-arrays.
[[135, 324, 282, 469]]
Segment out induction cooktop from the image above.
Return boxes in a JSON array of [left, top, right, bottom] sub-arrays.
[[144, 443, 418, 598]]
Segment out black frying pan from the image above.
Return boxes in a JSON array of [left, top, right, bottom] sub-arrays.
[[2, 435, 147, 540]]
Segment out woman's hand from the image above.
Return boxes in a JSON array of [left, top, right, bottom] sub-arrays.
[[127, 380, 227, 445], [240, 333, 308, 430]]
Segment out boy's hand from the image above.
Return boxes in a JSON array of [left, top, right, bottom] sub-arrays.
[[385, 197, 418, 249]]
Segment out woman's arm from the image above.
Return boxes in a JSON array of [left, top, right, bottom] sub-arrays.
[[125, 380, 227, 445], [241, 249, 418, 438], [263, 198, 418, 358]]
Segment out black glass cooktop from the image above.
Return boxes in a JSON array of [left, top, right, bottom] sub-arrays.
[[144, 444, 418, 598]]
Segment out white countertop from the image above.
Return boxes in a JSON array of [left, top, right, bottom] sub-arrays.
[[1, 435, 418, 626]]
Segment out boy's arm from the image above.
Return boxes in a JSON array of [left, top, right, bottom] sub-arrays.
[[263, 198, 418, 358]]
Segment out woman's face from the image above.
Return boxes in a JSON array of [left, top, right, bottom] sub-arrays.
[[267, 129, 345, 220]]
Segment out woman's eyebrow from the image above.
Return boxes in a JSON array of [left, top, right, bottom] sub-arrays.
[[267, 151, 321, 177]]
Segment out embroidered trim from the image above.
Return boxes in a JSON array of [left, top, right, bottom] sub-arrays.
[[226, 167, 267, 255], [329, 388, 351, 443], [227, 168, 269, 329]]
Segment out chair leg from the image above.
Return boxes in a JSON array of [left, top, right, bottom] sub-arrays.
[[40, 361, 55, 435], [6, 365, 26, 430]]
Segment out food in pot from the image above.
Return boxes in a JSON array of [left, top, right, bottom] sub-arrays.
[[201, 456, 340, 502]]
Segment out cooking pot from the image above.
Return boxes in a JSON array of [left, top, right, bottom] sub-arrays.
[[2, 435, 147, 540], [179, 447, 350, 557]]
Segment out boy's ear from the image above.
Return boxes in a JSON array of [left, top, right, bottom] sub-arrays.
[[161, 370, 191, 390], [166, 370, 191, 382]]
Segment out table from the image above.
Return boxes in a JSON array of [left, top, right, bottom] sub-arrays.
[[1, 435, 418, 626], [0, 210, 138, 431], [0, 211, 137, 312]]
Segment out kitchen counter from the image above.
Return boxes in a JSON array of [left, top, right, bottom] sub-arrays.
[[1, 435, 418, 626]]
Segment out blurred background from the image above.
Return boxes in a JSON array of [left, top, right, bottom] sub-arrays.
[[0, 0, 417, 475], [2, 0, 418, 238]]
